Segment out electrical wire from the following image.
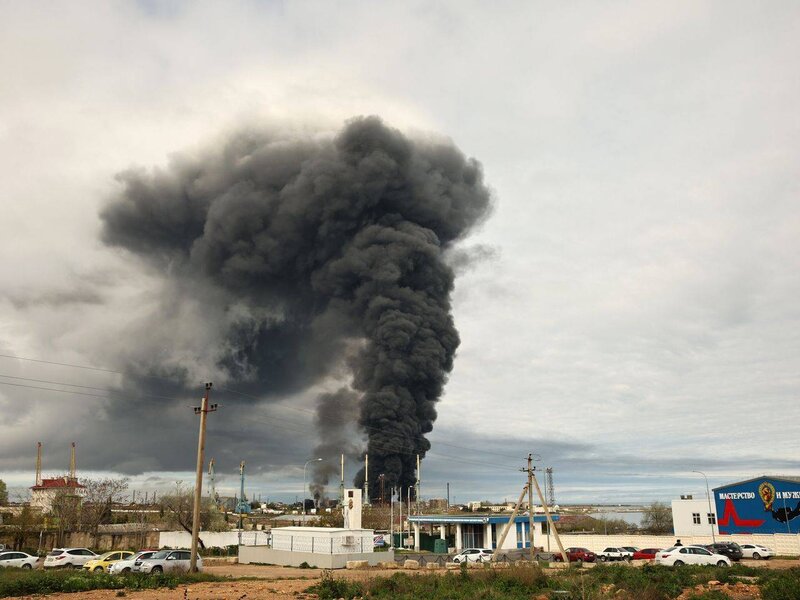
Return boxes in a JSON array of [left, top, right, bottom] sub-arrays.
[[0, 353, 530, 468]]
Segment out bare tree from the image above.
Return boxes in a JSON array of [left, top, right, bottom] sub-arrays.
[[159, 482, 227, 548], [641, 501, 673, 534], [50, 489, 81, 547], [7, 505, 44, 550], [80, 477, 129, 546]]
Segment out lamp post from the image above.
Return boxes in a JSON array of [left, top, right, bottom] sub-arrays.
[[693, 470, 716, 543], [303, 458, 323, 518]]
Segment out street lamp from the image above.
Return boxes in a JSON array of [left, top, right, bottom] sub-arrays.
[[303, 458, 323, 518], [692, 470, 716, 543]]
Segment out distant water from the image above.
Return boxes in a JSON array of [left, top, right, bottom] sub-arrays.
[[589, 511, 645, 526]]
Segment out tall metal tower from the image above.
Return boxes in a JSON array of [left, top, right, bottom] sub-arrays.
[[545, 467, 555, 507], [236, 461, 251, 515]]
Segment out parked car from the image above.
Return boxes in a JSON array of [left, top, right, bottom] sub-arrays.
[[656, 546, 730, 567], [83, 551, 135, 573], [597, 547, 633, 562], [138, 549, 201, 573], [0, 551, 39, 569], [552, 547, 597, 563], [739, 544, 774, 560], [632, 548, 662, 560], [110, 550, 159, 574], [705, 542, 743, 562], [43, 548, 98, 569], [452, 548, 494, 563], [621, 546, 639, 554]]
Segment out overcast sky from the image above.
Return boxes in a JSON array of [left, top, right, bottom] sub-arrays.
[[1, 0, 799, 505]]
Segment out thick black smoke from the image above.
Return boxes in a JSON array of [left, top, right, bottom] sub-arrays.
[[101, 117, 491, 498]]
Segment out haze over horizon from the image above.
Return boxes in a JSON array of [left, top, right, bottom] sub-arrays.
[[1, 1, 799, 506]]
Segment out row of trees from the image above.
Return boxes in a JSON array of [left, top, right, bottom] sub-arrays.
[[1, 478, 228, 550], [558, 502, 673, 535]]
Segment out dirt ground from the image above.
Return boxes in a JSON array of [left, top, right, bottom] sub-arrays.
[[10, 559, 798, 600]]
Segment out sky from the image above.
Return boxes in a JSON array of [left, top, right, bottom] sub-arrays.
[[1, 0, 799, 505]]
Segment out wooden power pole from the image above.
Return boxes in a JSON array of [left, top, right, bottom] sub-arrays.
[[492, 483, 528, 561], [190, 382, 216, 572], [530, 467, 567, 562], [527, 454, 535, 561]]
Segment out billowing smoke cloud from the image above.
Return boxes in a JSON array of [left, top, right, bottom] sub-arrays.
[[310, 387, 362, 499], [101, 116, 492, 498]]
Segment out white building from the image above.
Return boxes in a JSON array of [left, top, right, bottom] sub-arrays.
[[271, 526, 374, 554], [30, 477, 85, 513], [671, 496, 719, 537]]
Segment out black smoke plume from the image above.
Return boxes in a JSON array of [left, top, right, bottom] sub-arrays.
[[101, 116, 492, 498]]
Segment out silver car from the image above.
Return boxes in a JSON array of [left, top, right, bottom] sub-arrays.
[[0, 551, 38, 569], [110, 550, 158, 574], [43, 548, 98, 569], [138, 549, 202, 573], [452, 548, 494, 563]]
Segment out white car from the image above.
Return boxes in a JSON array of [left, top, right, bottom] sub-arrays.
[[110, 550, 159, 574], [656, 546, 730, 567], [452, 548, 494, 563], [739, 544, 775, 560], [43, 548, 98, 569], [0, 551, 39, 569], [138, 549, 201, 573], [597, 547, 633, 562]]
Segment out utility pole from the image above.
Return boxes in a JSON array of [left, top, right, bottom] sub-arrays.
[[389, 486, 394, 549], [416, 454, 421, 515], [492, 484, 528, 560], [446, 482, 450, 509], [190, 383, 216, 572], [529, 467, 567, 562], [526, 454, 535, 561]]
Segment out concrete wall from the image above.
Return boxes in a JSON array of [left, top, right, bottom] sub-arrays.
[[239, 546, 392, 568], [536, 533, 800, 556], [672, 499, 720, 536], [0, 530, 159, 553]]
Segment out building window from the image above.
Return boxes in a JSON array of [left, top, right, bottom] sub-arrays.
[[692, 513, 701, 524], [707, 513, 716, 525]]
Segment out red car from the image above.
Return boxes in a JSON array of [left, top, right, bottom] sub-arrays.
[[553, 547, 597, 562], [632, 548, 662, 560]]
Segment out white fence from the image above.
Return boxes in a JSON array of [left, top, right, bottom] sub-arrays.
[[271, 531, 374, 555], [539, 533, 800, 555]]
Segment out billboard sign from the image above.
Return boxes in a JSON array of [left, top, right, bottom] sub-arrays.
[[714, 477, 800, 535]]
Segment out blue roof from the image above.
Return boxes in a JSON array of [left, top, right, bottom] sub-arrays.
[[408, 513, 559, 524]]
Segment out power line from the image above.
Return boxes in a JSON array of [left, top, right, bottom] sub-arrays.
[[0, 353, 526, 465], [0, 373, 184, 402], [0, 353, 128, 376]]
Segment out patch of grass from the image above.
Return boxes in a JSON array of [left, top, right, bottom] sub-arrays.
[[0, 568, 223, 598], [759, 568, 800, 600], [307, 563, 799, 600], [308, 570, 364, 600]]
